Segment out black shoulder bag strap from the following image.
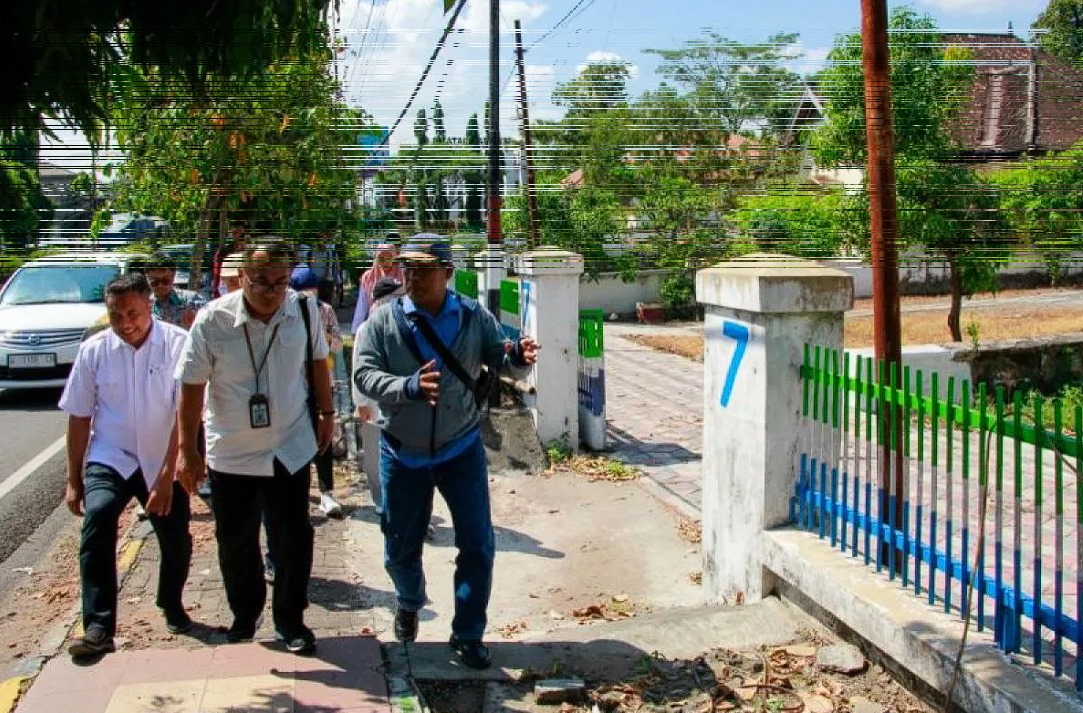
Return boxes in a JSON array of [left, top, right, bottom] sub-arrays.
[[408, 311, 477, 394], [297, 295, 318, 428]]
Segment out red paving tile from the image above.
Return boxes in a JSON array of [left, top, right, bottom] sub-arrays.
[[15, 679, 116, 713], [17, 637, 389, 713], [118, 647, 216, 685]]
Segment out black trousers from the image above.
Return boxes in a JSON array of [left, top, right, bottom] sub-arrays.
[[208, 459, 313, 634], [80, 463, 192, 637], [314, 446, 333, 493]]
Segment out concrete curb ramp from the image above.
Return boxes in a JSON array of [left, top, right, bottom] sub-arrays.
[[765, 528, 1083, 713]]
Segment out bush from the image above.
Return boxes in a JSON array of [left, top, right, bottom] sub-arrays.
[[659, 272, 696, 308], [733, 189, 847, 258]]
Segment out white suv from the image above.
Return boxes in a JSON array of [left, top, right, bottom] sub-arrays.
[[0, 252, 148, 390]]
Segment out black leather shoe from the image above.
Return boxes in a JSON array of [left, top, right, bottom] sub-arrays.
[[394, 608, 418, 642], [225, 620, 257, 643], [164, 606, 193, 635], [279, 625, 317, 655], [449, 638, 491, 670]]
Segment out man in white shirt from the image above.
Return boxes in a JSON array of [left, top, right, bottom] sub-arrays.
[[175, 238, 334, 655], [60, 273, 192, 658]]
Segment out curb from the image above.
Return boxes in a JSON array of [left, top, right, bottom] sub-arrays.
[[635, 474, 701, 523], [0, 517, 150, 713]]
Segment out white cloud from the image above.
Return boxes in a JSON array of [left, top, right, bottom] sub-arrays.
[[337, 0, 549, 147], [576, 50, 640, 79], [789, 45, 831, 76]]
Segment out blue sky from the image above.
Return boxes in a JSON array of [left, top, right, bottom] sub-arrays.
[[329, 0, 1048, 143], [44, 0, 1051, 169]]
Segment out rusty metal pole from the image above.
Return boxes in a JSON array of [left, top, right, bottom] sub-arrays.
[[514, 20, 541, 250], [860, 0, 905, 569]]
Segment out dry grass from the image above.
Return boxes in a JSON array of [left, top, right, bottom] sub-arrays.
[[626, 293, 1083, 362], [846, 304, 1083, 347]]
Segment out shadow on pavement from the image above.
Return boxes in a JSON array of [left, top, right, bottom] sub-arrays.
[[0, 386, 63, 411]]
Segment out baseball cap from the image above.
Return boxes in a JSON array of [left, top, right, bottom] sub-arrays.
[[290, 266, 321, 291], [399, 235, 453, 266], [220, 253, 244, 278], [372, 277, 403, 301]]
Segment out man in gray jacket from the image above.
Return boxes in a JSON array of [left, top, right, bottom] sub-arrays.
[[353, 236, 539, 669]]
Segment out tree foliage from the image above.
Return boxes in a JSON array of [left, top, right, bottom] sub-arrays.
[[812, 7, 973, 166], [0, 160, 49, 251], [1033, 0, 1083, 65], [552, 62, 632, 118], [106, 42, 366, 281], [1, 0, 335, 139], [645, 31, 803, 136], [990, 143, 1083, 281], [811, 7, 1014, 341]]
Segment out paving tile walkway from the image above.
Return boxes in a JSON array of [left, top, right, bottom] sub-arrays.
[[603, 325, 705, 514], [16, 471, 390, 713]]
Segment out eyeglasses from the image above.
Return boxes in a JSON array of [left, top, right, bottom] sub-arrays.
[[147, 277, 173, 288], [244, 276, 290, 292]]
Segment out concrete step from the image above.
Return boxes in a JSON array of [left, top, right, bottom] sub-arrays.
[[385, 597, 804, 684]]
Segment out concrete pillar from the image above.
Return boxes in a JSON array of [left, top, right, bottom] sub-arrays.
[[697, 254, 853, 604], [516, 247, 585, 450]]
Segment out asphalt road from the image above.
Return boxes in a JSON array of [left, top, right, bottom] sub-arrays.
[[0, 387, 69, 566]]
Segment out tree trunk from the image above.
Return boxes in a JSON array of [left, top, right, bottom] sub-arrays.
[[948, 257, 963, 342], [188, 194, 219, 293]]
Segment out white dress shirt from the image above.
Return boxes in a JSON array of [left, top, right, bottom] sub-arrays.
[[175, 289, 328, 477], [59, 320, 188, 488]]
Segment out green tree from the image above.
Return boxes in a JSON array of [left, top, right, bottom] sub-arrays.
[[811, 7, 1007, 341], [1033, 0, 1083, 65], [553, 62, 631, 118], [812, 7, 973, 164], [0, 160, 49, 252], [433, 101, 447, 143], [107, 43, 365, 284], [1, 0, 334, 139], [645, 31, 803, 136], [414, 109, 429, 148], [991, 143, 1083, 282], [465, 114, 481, 149]]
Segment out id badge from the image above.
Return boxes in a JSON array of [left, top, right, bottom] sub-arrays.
[[249, 393, 271, 429]]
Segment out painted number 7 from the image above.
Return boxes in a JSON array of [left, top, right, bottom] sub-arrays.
[[720, 320, 750, 408]]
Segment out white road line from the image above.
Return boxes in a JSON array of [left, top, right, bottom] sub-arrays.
[[0, 436, 66, 503]]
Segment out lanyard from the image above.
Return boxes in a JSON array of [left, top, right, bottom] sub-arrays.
[[242, 323, 280, 394]]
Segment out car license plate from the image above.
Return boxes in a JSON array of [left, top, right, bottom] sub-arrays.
[[8, 353, 56, 369]]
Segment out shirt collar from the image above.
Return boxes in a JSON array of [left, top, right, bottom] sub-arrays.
[[402, 291, 459, 320], [232, 288, 301, 329]]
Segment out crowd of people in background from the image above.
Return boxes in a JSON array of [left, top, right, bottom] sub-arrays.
[[60, 226, 540, 671]]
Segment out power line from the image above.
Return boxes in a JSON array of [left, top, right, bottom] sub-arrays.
[[379, 0, 469, 146]]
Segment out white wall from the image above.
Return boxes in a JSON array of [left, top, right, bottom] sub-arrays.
[[578, 269, 673, 314]]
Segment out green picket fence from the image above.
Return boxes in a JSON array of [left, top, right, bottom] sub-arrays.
[[797, 344, 1081, 688]]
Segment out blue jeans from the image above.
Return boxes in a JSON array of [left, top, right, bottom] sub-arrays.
[[381, 436, 494, 641], [80, 463, 191, 636]]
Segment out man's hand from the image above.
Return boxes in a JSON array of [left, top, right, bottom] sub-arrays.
[[65, 479, 84, 516], [146, 476, 174, 517], [418, 360, 441, 407], [317, 413, 335, 453], [176, 447, 205, 496], [518, 338, 541, 365]]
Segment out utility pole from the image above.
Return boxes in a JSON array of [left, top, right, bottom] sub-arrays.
[[860, 0, 904, 568], [485, 0, 504, 315], [514, 19, 541, 250]]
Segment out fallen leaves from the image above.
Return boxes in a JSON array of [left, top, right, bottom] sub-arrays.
[[498, 620, 529, 638], [571, 595, 636, 623], [546, 455, 640, 482], [677, 518, 702, 544]]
